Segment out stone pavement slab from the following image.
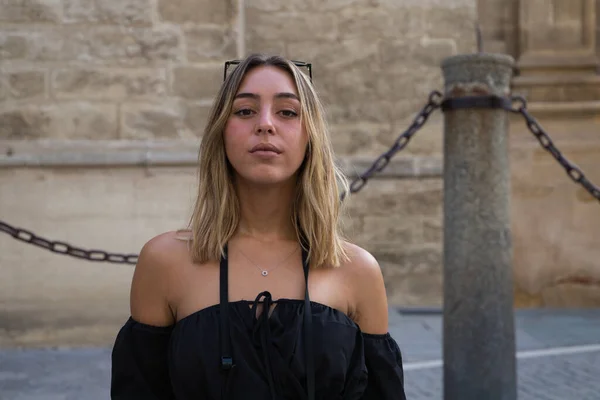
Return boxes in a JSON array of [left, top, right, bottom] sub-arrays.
[[1, 309, 600, 400]]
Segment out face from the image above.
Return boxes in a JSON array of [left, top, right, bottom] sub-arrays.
[[224, 65, 309, 187]]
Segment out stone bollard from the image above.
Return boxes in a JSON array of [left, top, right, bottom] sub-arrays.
[[440, 53, 517, 400]]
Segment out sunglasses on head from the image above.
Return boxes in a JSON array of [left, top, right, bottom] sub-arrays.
[[223, 60, 313, 82]]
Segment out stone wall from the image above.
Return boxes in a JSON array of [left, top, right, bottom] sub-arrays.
[[1, 0, 599, 348], [0, 0, 476, 346]]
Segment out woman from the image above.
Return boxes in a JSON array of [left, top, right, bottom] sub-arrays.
[[111, 53, 407, 400]]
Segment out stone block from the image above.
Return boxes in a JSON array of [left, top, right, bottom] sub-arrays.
[[421, 217, 442, 243], [8, 71, 46, 99], [158, 0, 230, 24], [356, 215, 419, 246], [120, 101, 189, 139], [311, 0, 374, 11], [375, 245, 443, 275], [246, 0, 312, 12], [246, 9, 337, 43], [185, 26, 236, 62], [287, 37, 383, 103], [184, 102, 212, 136], [171, 65, 223, 100], [0, 35, 27, 60], [0, 0, 61, 23], [52, 68, 167, 99], [0, 103, 118, 140], [329, 123, 387, 156], [372, 245, 443, 306], [63, 0, 153, 26], [541, 283, 600, 307], [288, 37, 379, 71], [0, 77, 6, 101], [336, 7, 403, 39], [14, 27, 183, 64], [387, 268, 443, 307], [345, 179, 443, 217], [244, 37, 286, 58], [336, 3, 474, 45], [84, 26, 184, 65]]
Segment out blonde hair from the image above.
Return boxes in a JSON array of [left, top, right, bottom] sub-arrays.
[[186, 54, 350, 268]]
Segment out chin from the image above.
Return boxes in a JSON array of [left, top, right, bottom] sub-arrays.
[[238, 167, 297, 187]]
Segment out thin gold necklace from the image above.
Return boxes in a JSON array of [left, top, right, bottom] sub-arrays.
[[237, 245, 299, 277]]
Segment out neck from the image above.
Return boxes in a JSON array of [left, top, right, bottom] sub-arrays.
[[234, 178, 298, 242]]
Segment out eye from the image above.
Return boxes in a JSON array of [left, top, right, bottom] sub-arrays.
[[233, 108, 255, 117], [279, 109, 298, 118]]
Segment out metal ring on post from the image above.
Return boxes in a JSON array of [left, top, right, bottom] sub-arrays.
[[441, 95, 513, 112]]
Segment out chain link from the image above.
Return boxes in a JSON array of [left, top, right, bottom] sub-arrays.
[[340, 90, 443, 200], [510, 96, 600, 203], [0, 221, 139, 265]]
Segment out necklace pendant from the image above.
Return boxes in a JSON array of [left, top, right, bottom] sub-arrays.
[[261, 270, 268, 277]]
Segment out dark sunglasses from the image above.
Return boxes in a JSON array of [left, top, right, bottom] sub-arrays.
[[223, 60, 313, 82]]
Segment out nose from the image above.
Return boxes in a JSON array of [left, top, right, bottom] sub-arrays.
[[255, 108, 274, 135]]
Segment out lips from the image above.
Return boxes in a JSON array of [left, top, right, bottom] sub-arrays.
[[249, 143, 282, 154]]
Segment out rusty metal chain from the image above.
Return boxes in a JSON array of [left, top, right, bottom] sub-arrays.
[[510, 96, 600, 203], [0, 221, 139, 265], [340, 90, 443, 200], [1, 91, 443, 264]]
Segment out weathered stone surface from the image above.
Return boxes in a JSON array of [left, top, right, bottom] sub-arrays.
[[0, 76, 6, 101], [310, 0, 374, 10], [383, 37, 457, 68], [541, 283, 600, 307], [329, 123, 387, 156], [52, 68, 167, 99], [0, 0, 61, 23], [171, 66, 223, 100], [356, 215, 420, 246], [0, 35, 27, 60], [185, 26, 236, 62], [184, 102, 212, 136], [11, 27, 183, 64], [83, 27, 184, 64], [386, 268, 443, 306], [158, 0, 230, 24], [63, 0, 153, 26], [421, 217, 442, 243], [336, 7, 401, 39], [245, 0, 313, 12], [8, 71, 46, 99], [120, 101, 189, 139], [246, 9, 337, 42], [244, 37, 286, 58], [375, 245, 443, 306], [0, 103, 118, 139], [345, 179, 443, 217]]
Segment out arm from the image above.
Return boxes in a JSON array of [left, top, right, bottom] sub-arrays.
[[347, 245, 407, 400], [111, 233, 177, 400], [350, 246, 389, 335], [130, 233, 177, 327]]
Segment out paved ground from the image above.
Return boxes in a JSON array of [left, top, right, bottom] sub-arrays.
[[1, 309, 600, 399]]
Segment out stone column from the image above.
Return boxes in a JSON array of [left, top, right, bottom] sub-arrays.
[[441, 53, 517, 400], [514, 0, 600, 102]]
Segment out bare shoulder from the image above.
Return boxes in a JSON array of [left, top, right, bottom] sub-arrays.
[[130, 230, 190, 326], [341, 241, 389, 334]]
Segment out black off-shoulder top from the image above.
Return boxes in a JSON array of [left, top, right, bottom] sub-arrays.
[[110, 245, 407, 400]]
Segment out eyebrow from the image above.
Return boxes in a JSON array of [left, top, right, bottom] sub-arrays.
[[234, 92, 300, 101]]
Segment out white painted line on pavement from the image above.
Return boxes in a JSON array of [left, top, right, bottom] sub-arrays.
[[404, 360, 443, 371], [517, 343, 600, 359], [404, 343, 600, 371]]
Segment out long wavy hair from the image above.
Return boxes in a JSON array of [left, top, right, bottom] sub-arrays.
[[184, 53, 350, 268]]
